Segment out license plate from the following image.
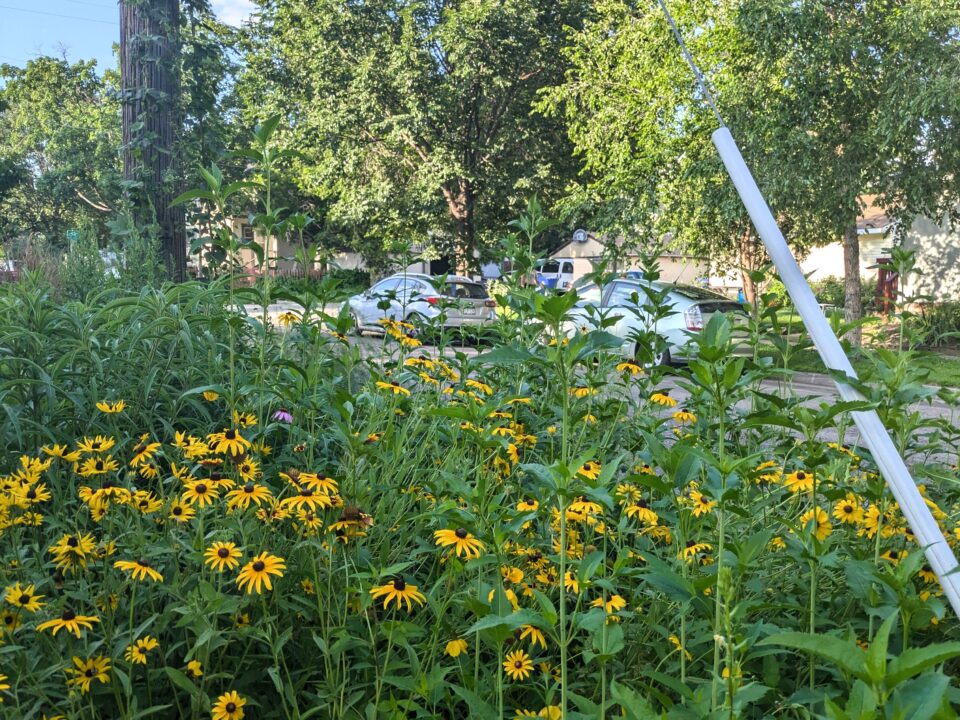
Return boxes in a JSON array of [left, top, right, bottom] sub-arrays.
[[462, 306, 476, 315]]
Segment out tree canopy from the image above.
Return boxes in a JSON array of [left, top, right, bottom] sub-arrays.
[[239, 0, 590, 268]]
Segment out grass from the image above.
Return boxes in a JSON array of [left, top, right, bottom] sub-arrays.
[[784, 348, 960, 388]]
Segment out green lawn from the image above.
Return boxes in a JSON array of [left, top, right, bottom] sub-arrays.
[[783, 348, 960, 388]]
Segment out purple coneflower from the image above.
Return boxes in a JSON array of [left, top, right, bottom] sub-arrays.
[[272, 408, 293, 424]]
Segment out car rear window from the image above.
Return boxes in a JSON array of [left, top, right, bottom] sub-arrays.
[[444, 282, 488, 299], [538, 261, 560, 273], [670, 285, 730, 301]]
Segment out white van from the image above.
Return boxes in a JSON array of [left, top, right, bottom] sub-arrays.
[[535, 258, 576, 292]]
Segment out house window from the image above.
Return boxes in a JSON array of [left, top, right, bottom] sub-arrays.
[[241, 224, 254, 242]]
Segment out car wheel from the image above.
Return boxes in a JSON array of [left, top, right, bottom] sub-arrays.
[[406, 312, 433, 343], [635, 342, 671, 367]]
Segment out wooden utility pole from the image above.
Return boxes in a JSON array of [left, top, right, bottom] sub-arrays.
[[120, 0, 186, 280]]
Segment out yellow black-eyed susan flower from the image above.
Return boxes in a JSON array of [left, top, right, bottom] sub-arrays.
[[95, 400, 126, 414], [113, 558, 163, 582], [590, 594, 627, 616], [77, 455, 119, 477], [212, 690, 246, 720], [182, 479, 219, 507], [0, 672, 8, 700], [202, 391, 219, 402], [370, 577, 426, 612], [433, 528, 485, 559], [4, 582, 44, 612], [650, 390, 677, 407], [784, 470, 814, 493], [616, 361, 643, 377], [208, 428, 251, 456], [570, 385, 596, 399], [669, 634, 693, 661], [564, 571, 580, 594], [578, 460, 601, 480], [124, 636, 159, 664], [1, 609, 22, 634], [519, 624, 547, 649], [672, 407, 697, 424], [66, 656, 110, 694], [186, 660, 203, 678], [681, 541, 712, 561], [800, 506, 832, 542], [168, 499, 196, 523], [375, 380, 411, 396], [226, 482, 272, 510], [689, 491, 717, 517], [77, 435, 116, 454], [444, 638, 468, 658], [36, 608, 100, 637], [833, 494, 864, 524], [41, 444, 82, 462], [236, 552, 286, 594], [625, 499, 658, 525], [881, 548, 906, 565], [503, 649, 534, 681], [204, 542, 242, 572]]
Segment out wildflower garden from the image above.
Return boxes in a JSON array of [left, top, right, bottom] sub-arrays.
[[4, 130, 960, 719]]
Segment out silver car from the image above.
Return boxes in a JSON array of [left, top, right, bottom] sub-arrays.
[[347, 273, 496, 335], [565, 278, 746, 364]]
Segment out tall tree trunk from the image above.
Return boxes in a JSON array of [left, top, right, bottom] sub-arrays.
[[442, 178, 475, 275], [737, 230, 763, 306], [120, 0, 186, 280], [843, 222, 862, 346]]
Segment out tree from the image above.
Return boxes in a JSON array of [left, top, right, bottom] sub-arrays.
[[738, 0, 960, 343], [239, 0, 589, 269], [120, 0, 187, 279], [543, 0, 960, 329], [0, 57, 121, 245]]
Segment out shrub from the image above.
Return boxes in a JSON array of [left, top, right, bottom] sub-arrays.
[[911, 301, 960, 347]]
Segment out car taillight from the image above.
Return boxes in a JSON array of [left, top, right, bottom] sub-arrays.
[[424, 296, 440, 305], [484, 299, 496, 308], [684, 306, 703, 331]]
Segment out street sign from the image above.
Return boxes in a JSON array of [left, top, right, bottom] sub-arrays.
[[66, 229, 80, 243]]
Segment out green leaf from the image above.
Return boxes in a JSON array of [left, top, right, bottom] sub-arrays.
[[609, 679, 657, 719], [864, 613, 896, 684], [885, 642, 960, 688], [759, 632, 867, 679]]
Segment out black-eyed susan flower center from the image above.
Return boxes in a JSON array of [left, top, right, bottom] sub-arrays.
[[95, 460, 105, 471], [218, 548, 230, 558], [455, 528, 468, 539], [393, 578, 406, 591], [685, 540, 696, 548], [638, 499, 648, 508], [86, 668, 96, 678], [225, 430, 236, 440], [514, 660, 523, 668], [225, 703, 236, 713], [26, 489, 37, 499], [91, 441, 102, 450], [18, 594, 30, 605], [889, 550, 899, 559], [244, 482, 255, 493], [796, 472, 806, 480], [67, 537, 79, 547], [138, 558, 150, 568], [173, 506, 182, 515], [196, 483, 208, 494], [62, 609, 76, 621], [3, 615, 13, 625], [103, 479, 115, 488], [252, 561, 265, 572], [843, 505, 853, 514]]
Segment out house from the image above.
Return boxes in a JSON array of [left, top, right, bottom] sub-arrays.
[[799, 198, 960, 301], [547, 231, 711, 287]]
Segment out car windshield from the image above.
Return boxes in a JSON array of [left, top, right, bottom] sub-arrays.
[[669, 285, 730, 301]]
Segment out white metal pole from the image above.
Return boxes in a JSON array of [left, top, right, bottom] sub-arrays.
[[712, 126, 960, 617]]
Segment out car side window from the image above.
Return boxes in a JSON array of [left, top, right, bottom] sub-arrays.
[[371, 278, 400, 295], [604, 282, 639, 308], [562, 262, 573, 274]]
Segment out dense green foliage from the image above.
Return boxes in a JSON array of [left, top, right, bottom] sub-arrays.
[[238, 0, 589, 267]]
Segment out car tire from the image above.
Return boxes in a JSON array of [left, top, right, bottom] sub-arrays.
[[350, 312, 363, 336], [636, 342, 671, 367], [406, 312, 433, 343]]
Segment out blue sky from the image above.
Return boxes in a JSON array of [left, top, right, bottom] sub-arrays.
[[0, 0, 255, 72]]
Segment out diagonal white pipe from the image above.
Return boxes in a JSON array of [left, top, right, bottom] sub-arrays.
[[713, 126, 960, 617]]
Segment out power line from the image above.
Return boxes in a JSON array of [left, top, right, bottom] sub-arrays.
[[0, 4, 117, 25], [61, 0, 118, 9]]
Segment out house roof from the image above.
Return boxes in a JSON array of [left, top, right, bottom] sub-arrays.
[[857, 196, 893, 235]]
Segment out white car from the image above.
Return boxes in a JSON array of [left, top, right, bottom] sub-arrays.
[[565, 278, 746, 364], [347, 273, 496, 335]]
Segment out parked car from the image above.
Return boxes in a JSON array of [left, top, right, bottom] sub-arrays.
[[535, 258, 576, 292], [564, 278, 747, 364], [347, 273, 496, 336]]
